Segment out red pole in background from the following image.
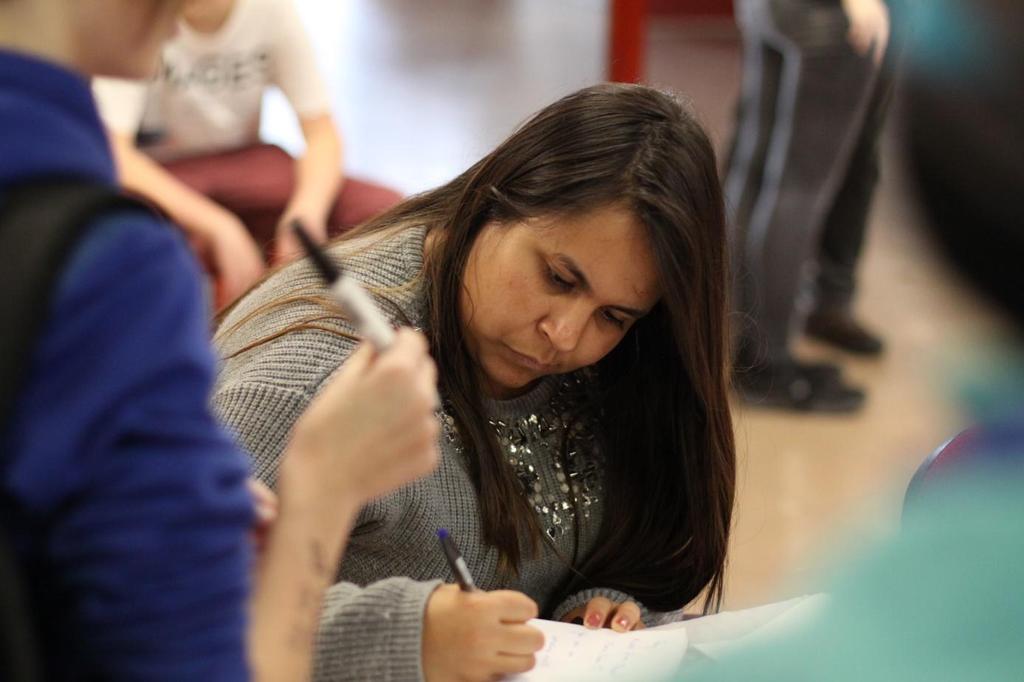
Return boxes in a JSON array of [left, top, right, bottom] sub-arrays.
[[608, 0, 648, 83]]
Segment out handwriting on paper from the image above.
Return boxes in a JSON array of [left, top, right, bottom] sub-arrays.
[[505, 618, 688, 682]]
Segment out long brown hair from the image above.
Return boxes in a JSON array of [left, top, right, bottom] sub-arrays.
[[224, 83, 735, 613]]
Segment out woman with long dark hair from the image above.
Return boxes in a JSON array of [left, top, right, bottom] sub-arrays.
[[214, 82, 735, 681]]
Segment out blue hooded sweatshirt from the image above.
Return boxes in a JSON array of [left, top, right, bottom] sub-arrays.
[[0, 50, 253, 680]]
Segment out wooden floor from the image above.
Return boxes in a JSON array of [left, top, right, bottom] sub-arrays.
[[272, 0, 1013, 610]]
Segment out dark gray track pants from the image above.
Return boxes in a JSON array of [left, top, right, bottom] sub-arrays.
[[726, 0, 893, 364]]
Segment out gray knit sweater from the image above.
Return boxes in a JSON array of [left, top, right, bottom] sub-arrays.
[[213, 226, 646, 681]]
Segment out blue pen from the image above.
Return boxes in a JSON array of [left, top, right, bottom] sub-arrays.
[[437, 529, 477, 592]]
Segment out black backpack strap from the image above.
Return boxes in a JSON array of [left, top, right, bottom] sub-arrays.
[[0, 179, 151, 681], [0, 527, 39, 681], [0, 179, 149, 429]]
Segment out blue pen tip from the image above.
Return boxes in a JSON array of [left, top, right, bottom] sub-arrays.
[[437, 528, 449, 539]]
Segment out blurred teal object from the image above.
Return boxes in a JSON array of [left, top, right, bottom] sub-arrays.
[[679, 473, 1024, 681], [902, 0, 995, 84], [947, 342, 1024, 422]]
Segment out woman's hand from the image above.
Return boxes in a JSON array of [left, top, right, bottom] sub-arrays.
[[280, 328, 440, 512], [423, 584, 545, 681], [560, 597, 645, 632]]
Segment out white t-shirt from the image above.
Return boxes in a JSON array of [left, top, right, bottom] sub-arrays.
[[93, 0, 330, 161]]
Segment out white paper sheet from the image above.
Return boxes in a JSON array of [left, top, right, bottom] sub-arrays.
[[503, 594, 828, 680], [505, 618, 689, 682], [680, 594, 829, 661]]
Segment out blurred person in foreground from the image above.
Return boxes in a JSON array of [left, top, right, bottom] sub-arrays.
[[683, 0, 1024, 678], [0, 0, 437, 679]]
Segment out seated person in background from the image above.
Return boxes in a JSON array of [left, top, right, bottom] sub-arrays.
[[214, 83, 737, 682], [93, 0, 403, 310], [0, 0, 437, 678]]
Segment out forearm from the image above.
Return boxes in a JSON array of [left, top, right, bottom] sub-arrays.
[[287, 120, 343, 225], [108, 133, 232, 234], [248, 470, 359, 682]]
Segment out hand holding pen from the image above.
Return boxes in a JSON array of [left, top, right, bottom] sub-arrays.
[[422, 530, 545, 680]]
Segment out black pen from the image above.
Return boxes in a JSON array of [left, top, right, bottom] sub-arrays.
[[437, 528, 477, 592], [290, 220, 395, 350]]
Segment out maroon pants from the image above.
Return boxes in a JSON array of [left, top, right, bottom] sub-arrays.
[[163, 143, 402, 255]]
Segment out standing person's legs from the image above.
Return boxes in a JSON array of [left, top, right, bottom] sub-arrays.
[[733, 0, 878, 409], [807, 49, 899, 354], [811, 108, 883, 314], [724, 4, 786, 363]]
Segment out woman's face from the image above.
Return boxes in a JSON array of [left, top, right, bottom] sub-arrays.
[[461, 204, 661, 399]]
